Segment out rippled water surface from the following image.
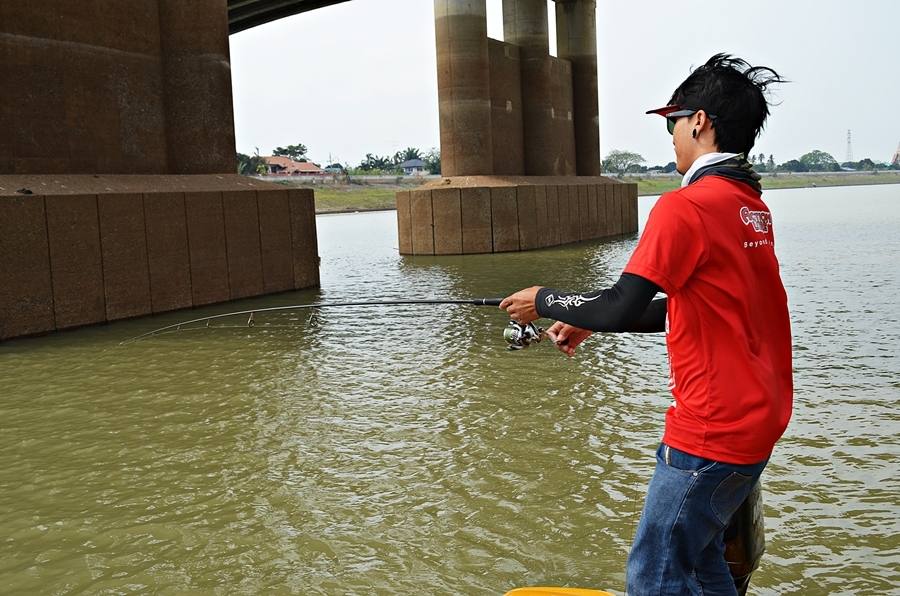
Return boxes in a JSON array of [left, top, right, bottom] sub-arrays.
[[1, 185, 898, 594]]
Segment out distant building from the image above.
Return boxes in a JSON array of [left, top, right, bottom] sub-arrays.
[[892, 143, 900, 167], [263, 156, 325, 176], [399, 158, 428, 176]]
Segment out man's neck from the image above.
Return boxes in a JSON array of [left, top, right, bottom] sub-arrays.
[[681, 152, 740, 187]]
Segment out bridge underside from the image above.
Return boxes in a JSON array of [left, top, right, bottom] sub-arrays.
[[227, 0, 351, 34]]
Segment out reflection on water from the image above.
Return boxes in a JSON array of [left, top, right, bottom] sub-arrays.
[[1, 185, 898, 594]]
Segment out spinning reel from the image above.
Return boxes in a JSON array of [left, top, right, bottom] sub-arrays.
[[503, 321, 545, 351]]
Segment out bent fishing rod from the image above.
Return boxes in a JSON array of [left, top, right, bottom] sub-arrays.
[[121, 298, 546, 350]]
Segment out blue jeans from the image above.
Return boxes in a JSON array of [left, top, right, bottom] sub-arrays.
[[625, 443, 768, 596]]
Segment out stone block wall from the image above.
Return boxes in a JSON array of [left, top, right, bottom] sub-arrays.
[[397, 178, 638, 255], [0, 176, 319, 341]]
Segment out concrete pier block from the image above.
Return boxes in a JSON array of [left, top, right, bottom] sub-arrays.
[[397, 178, 636, 255], [0, 196, 54, 339], [98, 193, 152, 320], [45, 194, 106, 329], [257, 189, 295, 294], [223, 190, 264, 300], [396, 191, 413, 254], [1, 175, 320, 341], [558, 185, 571, 243], [628, 183, 639, 231], [184, 191, 230, 306], [432, 188, 463, 255], [460, 187, 493, 254], [517, 185, 539, 250], [144, 191, 192, 313], [595, 184, 610, 237], [410, 189, 435, 255], [534, 185, 551, 248], [287, 188, 319, 290], [491, 187, 519, 252], [614, 183, 626, 235], [577, 185, 590, 240], [587, 184, 599, 239], [546, 185, 561, 247]]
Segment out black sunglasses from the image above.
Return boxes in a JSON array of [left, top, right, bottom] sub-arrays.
[[665, 108, 718, 135]]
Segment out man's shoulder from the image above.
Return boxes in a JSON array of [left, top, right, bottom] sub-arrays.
[[654, 185, 703, 214]]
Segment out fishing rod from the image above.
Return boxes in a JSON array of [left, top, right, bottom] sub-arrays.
[[121, 298, 546, 350]]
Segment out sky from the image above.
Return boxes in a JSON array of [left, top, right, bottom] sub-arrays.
[[230, 0, 900, 168]]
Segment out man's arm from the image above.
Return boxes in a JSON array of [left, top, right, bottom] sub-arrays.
[[536, 273, 666, 333], [500, 273, 666, 332]]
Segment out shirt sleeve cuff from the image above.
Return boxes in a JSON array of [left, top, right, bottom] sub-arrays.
[[535, 287, 559, 319], [622, 265, 676, 295]]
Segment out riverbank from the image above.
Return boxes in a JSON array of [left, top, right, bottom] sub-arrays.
[[268, 172, 900, 213]]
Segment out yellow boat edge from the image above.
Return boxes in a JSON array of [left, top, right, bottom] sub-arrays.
[[504, 588, 615, 596]]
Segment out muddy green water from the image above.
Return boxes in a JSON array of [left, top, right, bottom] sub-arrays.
[[1, 185, 898, 595]]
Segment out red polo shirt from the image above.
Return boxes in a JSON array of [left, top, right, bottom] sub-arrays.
[[624, 176, 793, 464]]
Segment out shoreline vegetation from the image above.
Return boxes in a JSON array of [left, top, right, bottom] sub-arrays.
[[264, 172, 900, 214]]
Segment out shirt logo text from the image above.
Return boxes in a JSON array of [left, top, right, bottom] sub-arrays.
[[739, 206, 772, 233]]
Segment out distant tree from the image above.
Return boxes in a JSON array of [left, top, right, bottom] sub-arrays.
[[273, 143, 308, 162], [236, 151, 267, 176], [236, 152, 252, 175], [757, 152, 765, 164], [423, 148, 441, 175], [400, 147, 422, 162], [662, 161, 677, 174], [767, 155, 775, 170], [799, 150, 840, 172], [602, 150, 646, 175], [358, 153, 394, 172], [779, 159, 808, 172], [856, 158, 876, 171]]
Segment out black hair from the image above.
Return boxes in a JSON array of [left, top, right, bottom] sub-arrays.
[[668, 53, 786, 156]]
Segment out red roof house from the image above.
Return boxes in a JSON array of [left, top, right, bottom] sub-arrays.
[[264, 156, 325, 176]]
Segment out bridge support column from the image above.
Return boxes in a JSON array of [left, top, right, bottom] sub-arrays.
[[0, 1, 320, 341], [401, 0, 636, 256], [503, 0, 574, 176], [556, 0, 601, 176], [158, 0, 237, 174], [434, 0, 494, 177]]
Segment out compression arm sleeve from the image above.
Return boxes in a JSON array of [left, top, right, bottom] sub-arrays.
[[535, 273, 667, 333]]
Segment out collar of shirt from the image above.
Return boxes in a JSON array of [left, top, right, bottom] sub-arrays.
[[681, 152, 740, 187]]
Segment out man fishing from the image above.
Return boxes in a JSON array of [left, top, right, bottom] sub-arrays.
[[500, 54, 792, 595]]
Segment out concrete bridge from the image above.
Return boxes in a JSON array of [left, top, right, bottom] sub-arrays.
[[0, 1, 635, 341], [228, 0, 351, 34]]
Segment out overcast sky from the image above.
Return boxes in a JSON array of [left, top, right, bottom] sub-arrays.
[[230, 0, 900, 168]]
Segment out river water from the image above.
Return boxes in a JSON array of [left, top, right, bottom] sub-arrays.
[[1, 185, 898, 595]]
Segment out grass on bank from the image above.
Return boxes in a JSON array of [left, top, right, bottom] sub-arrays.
[[273, 173, 900, 213]]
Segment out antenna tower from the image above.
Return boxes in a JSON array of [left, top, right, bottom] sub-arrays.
[[845, 130, 853, 163]]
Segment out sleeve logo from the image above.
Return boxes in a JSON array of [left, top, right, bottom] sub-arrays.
[[545, 293, 601, 310]]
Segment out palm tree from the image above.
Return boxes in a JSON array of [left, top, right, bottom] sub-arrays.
[[401, 147, 422, 162]]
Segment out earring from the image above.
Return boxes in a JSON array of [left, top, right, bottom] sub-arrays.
[[692, 129, 697, 139]]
